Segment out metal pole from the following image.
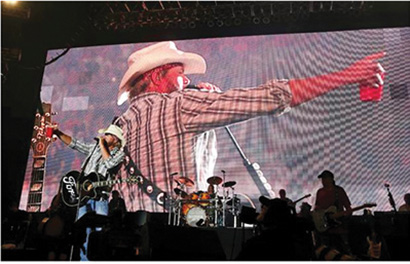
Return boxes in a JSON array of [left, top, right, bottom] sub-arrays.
[[222, 171, 226, 227]]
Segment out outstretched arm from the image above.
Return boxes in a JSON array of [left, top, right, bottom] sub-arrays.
[[289, 51, 385, 106], [53, 128, 72, 146]]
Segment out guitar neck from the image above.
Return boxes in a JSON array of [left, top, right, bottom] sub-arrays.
[[293, 195, 311, 204], [352, 205, 371, 212], [332, 204, 376, 219], [27, 157, 46, 212], [26, 103, 54, 213], [224, 127, 272, 197], [93, 178, 127, 188]]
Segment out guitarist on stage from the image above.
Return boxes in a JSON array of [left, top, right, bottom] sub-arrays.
[[53, 124, 126, 261], [313, 170, 353, 255]]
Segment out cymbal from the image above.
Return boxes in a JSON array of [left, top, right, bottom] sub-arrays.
[[175, 176, 195, 187], [207, 176, 223, 185], [174, 188, 188, 198], [222, 181, 236, 188]]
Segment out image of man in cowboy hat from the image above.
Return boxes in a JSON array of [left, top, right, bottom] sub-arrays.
[[115, 41, 384, 212], [53, 124, 126, 260]]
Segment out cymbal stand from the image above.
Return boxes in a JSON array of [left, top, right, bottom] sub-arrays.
[[173, 196, 181, 226], [213, 184, 219, 226], [175, 183, 187, 226], [222, 170, 226, 227], [230, 187, 240, 227], [167, 173, 174, 225]]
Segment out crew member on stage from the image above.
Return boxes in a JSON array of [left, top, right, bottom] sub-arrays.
[[53, 124, 125, 260], [115, 41, 385, 212], [279, 189, 296, 214], [108, 190, 127, 217], [313, 170, 353, 255], [237, 197, 296, 260], [398, 193, 410, 212]]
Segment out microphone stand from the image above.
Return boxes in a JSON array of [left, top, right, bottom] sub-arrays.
[[222, 170, 226, 227], [385, 185, 397, 212]]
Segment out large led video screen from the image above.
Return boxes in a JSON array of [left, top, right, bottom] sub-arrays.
[[20, 27, 410, 214]]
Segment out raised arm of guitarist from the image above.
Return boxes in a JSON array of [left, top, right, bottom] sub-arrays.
[[54, 127, 116, 160]]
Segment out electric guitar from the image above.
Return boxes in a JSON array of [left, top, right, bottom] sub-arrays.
[[26, 103, 56, 212], [291, 194, 311, 205], [312, 203, 377, 233], [60, 170, 138, 207]]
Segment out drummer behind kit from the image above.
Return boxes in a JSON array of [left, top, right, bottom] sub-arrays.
[[168, 175, 241, 228]]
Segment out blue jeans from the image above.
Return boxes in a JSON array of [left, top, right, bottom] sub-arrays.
[[77, 199, 108, 261]]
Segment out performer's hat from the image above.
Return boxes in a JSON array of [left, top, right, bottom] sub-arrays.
[[98, 124, 126, 147], [118, 41, 207, 105], [318, 170, 334, 179]]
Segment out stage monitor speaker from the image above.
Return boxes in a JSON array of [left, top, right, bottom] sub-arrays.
[[149, 226, 226, 260]]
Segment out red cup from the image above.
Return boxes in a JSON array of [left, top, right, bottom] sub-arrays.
[[46, 126, 54, 138], [360, 72, 385, 102]]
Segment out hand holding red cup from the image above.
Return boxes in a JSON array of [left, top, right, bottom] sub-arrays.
[[360, 66, 385, 102]]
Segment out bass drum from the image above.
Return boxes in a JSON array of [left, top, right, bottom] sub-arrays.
[[185, 206, 207, 227]]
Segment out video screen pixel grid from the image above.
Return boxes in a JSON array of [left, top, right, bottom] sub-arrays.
[[20, 27, 410, 213]]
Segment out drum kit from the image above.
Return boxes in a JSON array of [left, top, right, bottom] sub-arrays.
[[168, 175, 241, 227]]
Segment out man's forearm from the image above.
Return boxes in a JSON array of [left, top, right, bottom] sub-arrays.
[[289, 51, 385, 107], [99, 139, 111, 160], [54, 129, 72, 146], [289, 70, 355, 106]]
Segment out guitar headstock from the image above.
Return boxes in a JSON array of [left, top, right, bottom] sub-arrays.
[[31, 103, 56, 158]]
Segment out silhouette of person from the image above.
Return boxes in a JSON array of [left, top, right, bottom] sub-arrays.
[[237, 197, 296, 260], [398, 193, 410, 212]]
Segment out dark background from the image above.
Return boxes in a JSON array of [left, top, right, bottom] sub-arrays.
[[2, 1, 409, 215]]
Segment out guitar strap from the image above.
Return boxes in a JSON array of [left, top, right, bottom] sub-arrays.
[[122, 146, 166, 207], [111, 116, 166, 207]]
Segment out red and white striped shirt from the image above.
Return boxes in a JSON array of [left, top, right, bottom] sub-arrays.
[[117, 79, 292, 212]]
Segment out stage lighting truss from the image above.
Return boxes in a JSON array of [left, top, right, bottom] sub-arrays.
[[87, 2, 372, 32]]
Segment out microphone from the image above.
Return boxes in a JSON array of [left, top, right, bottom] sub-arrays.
[[185, 84, 201, 90], [185, 84, 222, 94], [94, 137, 100, 142], [221, 170, 226, 174], [384, 182, 390, 188], [170, 172, 178, 177]]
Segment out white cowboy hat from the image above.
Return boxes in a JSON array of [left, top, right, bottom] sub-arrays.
[[117, 41, 207, 105], [98, 124, 126, 147]]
